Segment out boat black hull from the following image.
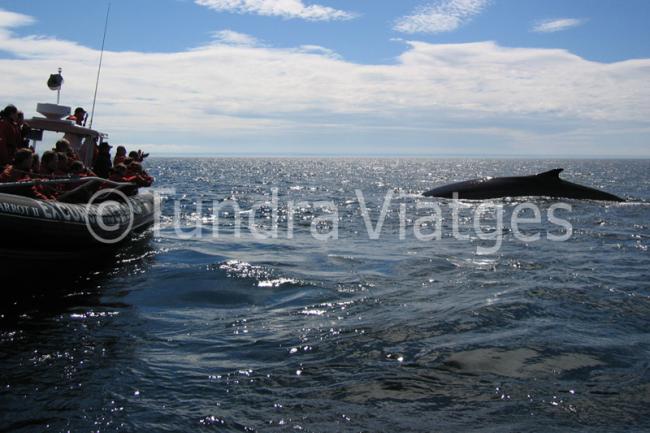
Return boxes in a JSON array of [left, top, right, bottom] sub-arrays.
[[0, 192, 155, 254]]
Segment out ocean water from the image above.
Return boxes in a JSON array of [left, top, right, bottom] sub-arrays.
[[1, 158, 649, 432]]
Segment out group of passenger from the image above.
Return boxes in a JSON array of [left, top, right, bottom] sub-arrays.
[[0, 103, 153, 203], [0, 104, 30, 165]]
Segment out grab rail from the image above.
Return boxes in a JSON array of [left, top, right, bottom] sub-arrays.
[[0, 177, 136, 191]]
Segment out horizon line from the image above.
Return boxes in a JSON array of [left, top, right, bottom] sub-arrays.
[[144, 152, 650, 160]]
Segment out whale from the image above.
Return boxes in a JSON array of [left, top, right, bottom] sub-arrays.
[[422, 168, 625, 201]]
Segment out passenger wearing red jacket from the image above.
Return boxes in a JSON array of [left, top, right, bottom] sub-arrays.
[[55, 160, 102, 203], [38, 151, 58, 178], [0, 149, 55, 200], [101, 163, 137, 197], [108, 163, 128, 183], [125, 161, 153, 187], [54, 152, 69, 176], [0, 149, 32, 183], [113, 146, 127, 166], [0, 105, 21, 166], [33, 151, 63, 198], [70, 160, 97, 178], [53, 139, 80, 167]]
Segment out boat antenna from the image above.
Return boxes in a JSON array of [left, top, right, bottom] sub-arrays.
[[89, 2, 111, 129], [56, 67, 62, 104]]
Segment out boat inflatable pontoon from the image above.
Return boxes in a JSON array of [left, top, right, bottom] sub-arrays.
[[0, 189, 155, 252]]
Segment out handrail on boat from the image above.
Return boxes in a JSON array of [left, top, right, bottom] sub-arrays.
[[0, 177, 137, 192]]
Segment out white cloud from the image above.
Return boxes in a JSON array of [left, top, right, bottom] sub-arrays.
[[194, 0, 356, 21], [211, 29, 260, 46], [295, 44, 341, 59], [394, 0, 489, 34], [532, 18, 586, 33], [1, 8, 649, 156], [0, 9, 34, 29]]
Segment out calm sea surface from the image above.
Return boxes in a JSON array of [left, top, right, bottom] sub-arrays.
[[1, 158, 649, 432]]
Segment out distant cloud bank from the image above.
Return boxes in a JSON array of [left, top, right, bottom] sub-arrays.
[[194, 0, 356, 21], [532, 18, 586, 33], [1, 7, 649, 156], [394, 0, 490, 34]]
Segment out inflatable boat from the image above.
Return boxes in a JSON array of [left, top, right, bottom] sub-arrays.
[[0, 184, 155, 260], [0, 89, 156, 261]]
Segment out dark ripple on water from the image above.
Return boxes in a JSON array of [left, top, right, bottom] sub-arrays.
[[1, 158, 649, 432]]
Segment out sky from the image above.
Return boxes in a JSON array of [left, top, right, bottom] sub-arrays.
[[0, 0, 649, 157]]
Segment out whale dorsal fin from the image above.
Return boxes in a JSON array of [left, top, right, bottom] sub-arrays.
[[536, 168, 563, 179]]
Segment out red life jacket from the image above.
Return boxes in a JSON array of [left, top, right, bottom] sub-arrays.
[[0, 166, 54, 200], [0, 166, 29, 183], [0, 120, 21, 165]]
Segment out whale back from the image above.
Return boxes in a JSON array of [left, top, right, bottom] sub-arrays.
[[535, 168, 564, 180], [422, 168, 624, 201]]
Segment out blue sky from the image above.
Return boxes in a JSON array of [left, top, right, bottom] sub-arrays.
[[1, 0, 649, 156], [6, 0, 650, 63]]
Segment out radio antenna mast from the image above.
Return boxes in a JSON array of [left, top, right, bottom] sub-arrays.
[[89, 2, 111, 129], [56, 67, 62, 104]]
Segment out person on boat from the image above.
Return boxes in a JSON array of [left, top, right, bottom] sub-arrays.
[[54, 138, 70, 153], [62, 107, 87, 156], [93, 141, 112, 178], [16, 111, 31, 149], [55, 152, 69, 176], [53, 139, 80, 163], [48, 160, 101, 203], [0, 148, 32, 183], [125, 161, 154, 187], [30, 152, 40, 174], [0, 149, 56, 200], [66, 107, 87, 126], [70, 160, 97, 178], [91, 163, 136, 198], [109, 163, 128, 182], [113, 146, 127, 166], [128, 149, 149, 162], [38, 151, 58, 178], [0, 104, 21, 166], [33, 151, 70, 198]]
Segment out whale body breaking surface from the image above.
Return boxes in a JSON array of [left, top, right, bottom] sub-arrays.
[[422, 168, 625, 202]]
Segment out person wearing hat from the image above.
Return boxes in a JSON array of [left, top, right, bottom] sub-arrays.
[[67, 107, 87, 126], [63, 107, 88, 156], [92, 141, 112, 178]]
